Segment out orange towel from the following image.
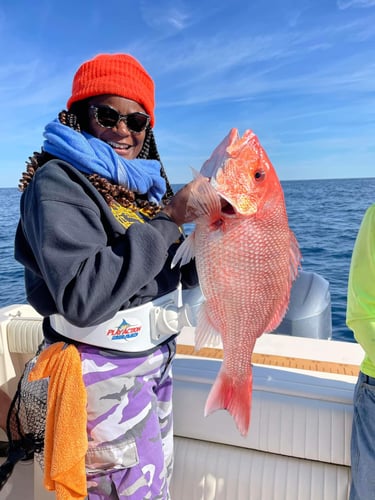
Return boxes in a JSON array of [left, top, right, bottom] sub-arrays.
[[29, 342, 88, 499]]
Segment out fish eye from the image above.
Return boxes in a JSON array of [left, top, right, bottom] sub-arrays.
[[254, 170, 265, 182]]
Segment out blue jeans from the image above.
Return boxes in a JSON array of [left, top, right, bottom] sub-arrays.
[[350, 371, 375, 500]]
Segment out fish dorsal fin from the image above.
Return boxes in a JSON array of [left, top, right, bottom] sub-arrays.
[[264, 229, 302, 333], [288, 229, 302, 282]]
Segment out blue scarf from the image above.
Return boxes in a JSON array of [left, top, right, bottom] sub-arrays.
[[43, 119, 166, 203]]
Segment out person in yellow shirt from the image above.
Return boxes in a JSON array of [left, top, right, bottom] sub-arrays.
[[347, 204, 375, 500]]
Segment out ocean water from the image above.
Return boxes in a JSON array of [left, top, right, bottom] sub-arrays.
[[1, 178, 374, 342]]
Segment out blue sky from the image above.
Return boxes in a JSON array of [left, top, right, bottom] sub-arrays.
[[1, 0, 375, 188]]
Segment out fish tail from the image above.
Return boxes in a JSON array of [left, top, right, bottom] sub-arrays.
[[204, 368, 253, 437]]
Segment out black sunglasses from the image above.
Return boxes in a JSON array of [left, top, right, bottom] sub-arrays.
[[89, 105, 150, 133]]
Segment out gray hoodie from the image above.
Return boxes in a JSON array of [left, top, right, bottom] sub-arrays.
[[15, 160, 197, 343]]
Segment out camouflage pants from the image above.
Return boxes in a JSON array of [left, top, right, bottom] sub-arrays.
[[78, 339, 176, 500]]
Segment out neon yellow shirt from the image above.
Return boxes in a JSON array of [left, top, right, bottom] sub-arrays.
[[347, 204, 375, 377]]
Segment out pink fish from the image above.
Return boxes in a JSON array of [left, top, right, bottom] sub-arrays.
[[173, 128, 301, 436]]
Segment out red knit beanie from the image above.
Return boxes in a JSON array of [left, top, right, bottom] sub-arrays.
[[66, 53, 155, 127]]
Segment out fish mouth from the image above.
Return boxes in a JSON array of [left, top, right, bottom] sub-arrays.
[[220, 200, 236, 215], [219, 197, 257, 216]]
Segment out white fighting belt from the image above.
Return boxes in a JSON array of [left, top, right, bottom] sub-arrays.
[[49, 285, 205, 352]]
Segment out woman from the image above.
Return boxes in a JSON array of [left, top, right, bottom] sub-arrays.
[[10, 53, 200, 499]]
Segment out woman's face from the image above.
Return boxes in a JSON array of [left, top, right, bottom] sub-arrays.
[[87, 95, 148, 160]]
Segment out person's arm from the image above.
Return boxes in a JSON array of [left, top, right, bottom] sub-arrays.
[[347, 205, 375, 364]]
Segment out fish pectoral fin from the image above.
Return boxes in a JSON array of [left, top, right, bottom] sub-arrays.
[[188, 172, 222, 221], [204, 368, 252, 437], [194, 303, 222, 350], [171, 232, 196, 268]]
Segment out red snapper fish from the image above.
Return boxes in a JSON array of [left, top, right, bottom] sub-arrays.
[[173, 128, 301, 436]]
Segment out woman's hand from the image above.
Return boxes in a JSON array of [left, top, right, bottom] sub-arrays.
[[161, 177, 225, 226], [161, 180, 198, 226]]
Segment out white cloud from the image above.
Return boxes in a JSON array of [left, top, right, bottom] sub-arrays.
[[139, 0, 191, 32], [337, 0, 375, 8]]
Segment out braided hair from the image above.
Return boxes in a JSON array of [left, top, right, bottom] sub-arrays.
[[18, 99, 174, 216]]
